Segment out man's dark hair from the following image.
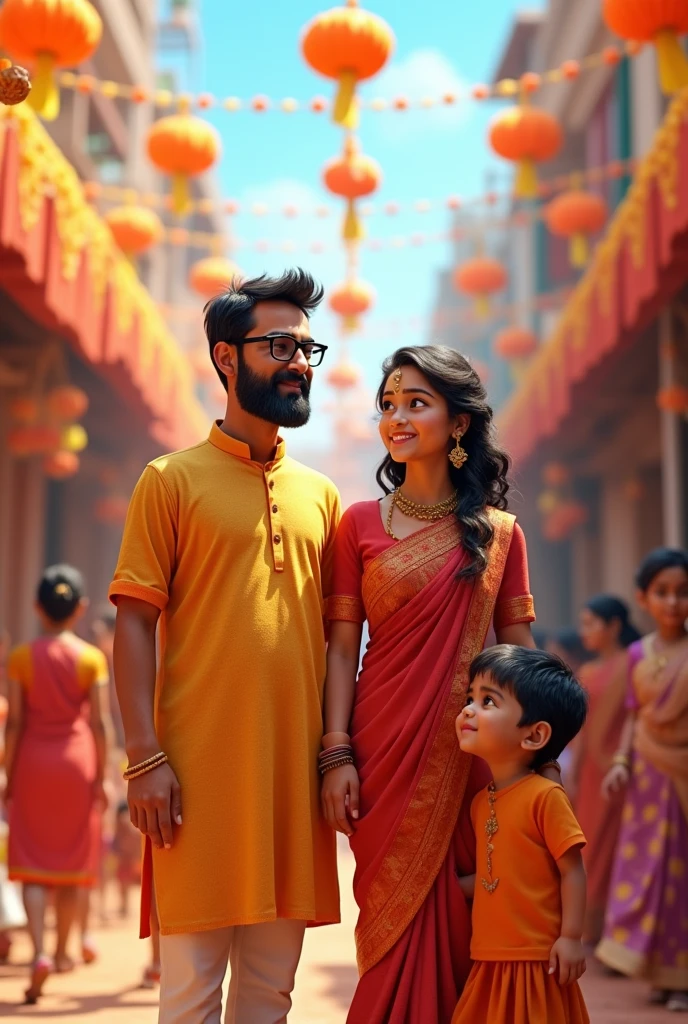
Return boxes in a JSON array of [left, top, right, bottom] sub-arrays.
[[203, 269, 324, 390], [469, 644, 588, 770]]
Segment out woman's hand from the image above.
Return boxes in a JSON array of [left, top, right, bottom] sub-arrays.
[[128, 761, 182, 850], [321, 764, 360, 837], [601, 763, 630, 799]]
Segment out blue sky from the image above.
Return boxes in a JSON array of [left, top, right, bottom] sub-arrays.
[[172, 0, 545, 451]]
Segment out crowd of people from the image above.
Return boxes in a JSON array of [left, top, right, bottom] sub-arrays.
[[0, 269, 685, 1024]]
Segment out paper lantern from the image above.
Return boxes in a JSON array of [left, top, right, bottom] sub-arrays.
[[147, 112, 220, 215], [489, 104, 563, 198], [603, 0, 688, 94], [453, 257, 507, 318], [542, 462, 570, 488], [44, 450, 79, 480], [537, 491, 560, 515], [0, 59, 31, 105], [544, 191, 608, 267], [61, 423, 88, 453], [46, 385, 88, 421], [542, 501, 588, 542], [9, 395, 39, 423], [94, 495, 129, 525], [0, 0, 102, 120], [322, 136, 382, 241], [189, 257, 241, 299], [657, 384, 688, 414], [493, 326, 538, 361], [105, 206, 163, 259], [329, 280, 375, 330], [7, 424, 60, 457], [326, 360, 361, 390], [301, 0, 394, 128]]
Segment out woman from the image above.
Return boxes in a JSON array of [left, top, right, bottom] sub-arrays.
[[321, 346, 536, 1024], [570, 595, 640, 944], [4, 565, 109, 1004], [598, 548, 688, 1012]]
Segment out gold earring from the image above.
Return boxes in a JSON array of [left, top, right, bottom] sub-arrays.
[[449, 431, 468, 469]]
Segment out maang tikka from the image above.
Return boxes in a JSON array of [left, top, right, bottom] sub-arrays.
[[449, 429, 468, 469]]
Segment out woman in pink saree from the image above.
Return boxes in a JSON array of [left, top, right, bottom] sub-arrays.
[[321, 346, 536, 1024]]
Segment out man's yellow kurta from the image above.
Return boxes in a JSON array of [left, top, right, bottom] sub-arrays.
[[109, 423, 341, 935]]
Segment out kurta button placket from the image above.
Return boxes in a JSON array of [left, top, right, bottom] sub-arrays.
[[266, 467, 284, 571]]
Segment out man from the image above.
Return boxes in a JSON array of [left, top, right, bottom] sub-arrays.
[[109, 270, 340, 1023]]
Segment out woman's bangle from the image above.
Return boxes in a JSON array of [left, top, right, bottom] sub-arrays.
[[318, 744, 355, 775], [123, 752, 168, 781], [611, 752, 631, 769], [322, 731, 350, 749]]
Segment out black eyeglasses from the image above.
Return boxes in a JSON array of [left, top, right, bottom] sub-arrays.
[[240, 334, 328, 367]]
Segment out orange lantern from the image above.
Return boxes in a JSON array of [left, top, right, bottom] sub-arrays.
[[44, 450, 79, 480], [301, 0, 394, 128], [0, 0, 102, 120], [329, 279, 375, 331], [657, 384, 688, 414], [453, 257, 507, 318], [94, 495, 129, 525], [542, 462, 570, 488], [146, 112, 220, 215], [493, 326, 538, 361], [9, 395, 39, 423], [326, 359, 361, 390], [322, 135, 382, 241], [46, 385, 88, 421], [189, 257, 241, 300], [489, 104, 563, 198], [603, 0, 688, 94], [544, 190, 607, 267], [7, 424, 60, 457], [105, 206, 163, 260]]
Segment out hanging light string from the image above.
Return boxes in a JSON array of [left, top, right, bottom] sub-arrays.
[[53, 40, 643, 114]]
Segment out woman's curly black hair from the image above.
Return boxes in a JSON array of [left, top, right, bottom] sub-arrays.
[[375, 345, 510, 579]]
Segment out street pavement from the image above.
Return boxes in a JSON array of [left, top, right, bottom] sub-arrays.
[[0, 840, 672, 1021]]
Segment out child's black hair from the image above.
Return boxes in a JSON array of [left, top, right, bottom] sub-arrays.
[[635, 547, 688, 592], [469, 645, 588, 770], [36, 565, 85, 623]]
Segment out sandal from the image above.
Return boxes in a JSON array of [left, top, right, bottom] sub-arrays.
[[667, 992, 688, 1013], [82, 935, 98, 964], [24, 954, 53, 1005]]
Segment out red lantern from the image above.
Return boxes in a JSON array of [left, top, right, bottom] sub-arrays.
[[146, 111, 220, 215], [489, 104, 563, 198], [322, 135, 382, 242], [657, 384, 688, 414], [603, 0, 688, 94], [329, 279, 375, 331], [44, 450, 79, 479], [544, 190, 608, 267], [542, 462, 570, 488], [453, 257, 508, 318], [105, 206, 163, 259], [542, 501, 588, 542], [46, 385, 89, 422], [9, 395, 40, 423], [7, 424, 60, 457], [493, 326, 538, 361]]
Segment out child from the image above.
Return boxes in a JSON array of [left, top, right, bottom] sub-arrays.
[[597, 548, 688, 1013], [452, 645, 589, 1024]]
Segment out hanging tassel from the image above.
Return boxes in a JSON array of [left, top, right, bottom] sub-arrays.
[[171, 173, 191, 216], [514, 158, 538, 198], [343, 314, 359, 332], [343, 199, 364, 242], [28, 52, 59, 121], [654, 29, 688, 95], [333, 69, 358, 128], [569, 233, 589, 268], [475, 295, 490, 320]]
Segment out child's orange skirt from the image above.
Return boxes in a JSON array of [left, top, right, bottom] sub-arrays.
[[452, 961, 589, 1024]]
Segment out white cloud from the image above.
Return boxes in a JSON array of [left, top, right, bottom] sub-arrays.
[[364, 49, 472, 142]]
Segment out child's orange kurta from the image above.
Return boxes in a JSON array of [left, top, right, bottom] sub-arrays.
[[109, 425, 341, 936], [452, 774, 589, 1024]]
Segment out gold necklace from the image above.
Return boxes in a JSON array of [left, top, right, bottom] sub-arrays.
[[650, 634, 688, 679], [481, 781, 500, 894], [385, 487, 458, 540]]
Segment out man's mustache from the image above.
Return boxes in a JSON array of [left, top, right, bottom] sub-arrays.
[[273, 370, 310, 396]]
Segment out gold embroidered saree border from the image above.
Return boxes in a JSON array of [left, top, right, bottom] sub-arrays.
[[494, 594, 535, 631], [355, 509, 516, 975], [362, 517, 461, 634], [326, 595, 366, 624], [596, 938, 688, 988]]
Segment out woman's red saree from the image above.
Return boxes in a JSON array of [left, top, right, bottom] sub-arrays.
[[328, 502, 534, 1023]]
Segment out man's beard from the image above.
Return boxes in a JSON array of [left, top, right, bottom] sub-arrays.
[[234, 353, 311, 428]]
